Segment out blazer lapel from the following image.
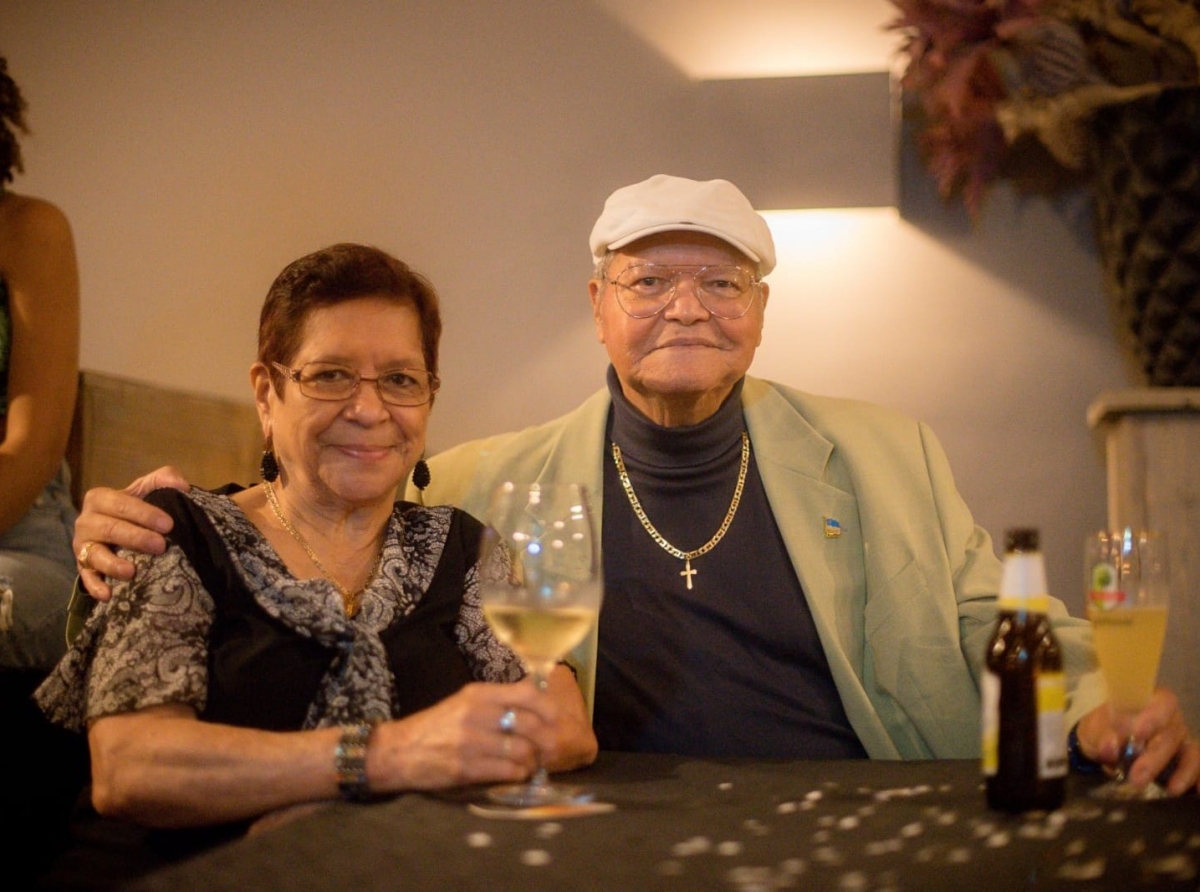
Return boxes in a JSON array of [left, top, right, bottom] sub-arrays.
[[742, 379, 899, 757]]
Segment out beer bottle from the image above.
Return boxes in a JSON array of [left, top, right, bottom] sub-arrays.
[[982, 528, 1067, 811]]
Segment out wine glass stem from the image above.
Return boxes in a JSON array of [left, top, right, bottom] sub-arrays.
[[526, 667, 552, 789], [1117, 734, 1142, 782]]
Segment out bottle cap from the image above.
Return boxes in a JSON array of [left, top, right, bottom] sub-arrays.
[[1005, 528, 1040, 552]]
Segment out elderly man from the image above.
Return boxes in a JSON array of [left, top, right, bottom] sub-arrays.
[[75, 175, 1200, 791]]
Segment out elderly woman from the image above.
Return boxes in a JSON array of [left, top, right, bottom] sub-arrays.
[[36, 243, 596, 881]]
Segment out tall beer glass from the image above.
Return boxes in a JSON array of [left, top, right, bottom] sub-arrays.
[[1085, 529, 1170, 799]]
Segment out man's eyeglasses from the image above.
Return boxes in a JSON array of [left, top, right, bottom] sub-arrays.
[[272, 361, 439, 407], [603, 263, 762, 320]]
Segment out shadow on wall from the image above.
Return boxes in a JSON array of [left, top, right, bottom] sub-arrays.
[[892, 101, 1143, 384]]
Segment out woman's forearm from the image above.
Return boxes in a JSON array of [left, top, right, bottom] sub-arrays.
[[88, 706, 342, 828]]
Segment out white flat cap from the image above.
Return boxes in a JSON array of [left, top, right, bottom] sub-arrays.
[[589, 174, 776, 275]]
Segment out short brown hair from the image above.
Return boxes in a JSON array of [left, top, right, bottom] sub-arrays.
[[258, 243, 442, 393]]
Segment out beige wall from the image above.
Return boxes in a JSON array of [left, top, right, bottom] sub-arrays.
[[3, 0, 1130, 611]]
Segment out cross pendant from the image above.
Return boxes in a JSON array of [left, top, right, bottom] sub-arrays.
[[680, 558, 697, 590]]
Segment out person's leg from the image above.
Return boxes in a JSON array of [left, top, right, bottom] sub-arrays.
[[0, 550, 75, 670], [0, 463, 79, 671]]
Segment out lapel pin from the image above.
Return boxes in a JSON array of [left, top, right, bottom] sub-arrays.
[[823, 516, 842, 539]]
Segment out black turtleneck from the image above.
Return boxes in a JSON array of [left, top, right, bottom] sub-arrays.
[[594, 366, 866, 759]]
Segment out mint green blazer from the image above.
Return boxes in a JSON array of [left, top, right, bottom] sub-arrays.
[[408, 376, 1102, 759]]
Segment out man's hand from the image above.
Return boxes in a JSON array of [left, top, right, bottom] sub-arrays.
[[74, 466, 191, 601], [1076, 688, 1200, 795]]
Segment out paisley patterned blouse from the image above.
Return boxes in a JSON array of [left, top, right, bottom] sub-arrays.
[[38, 487, 523, 731]]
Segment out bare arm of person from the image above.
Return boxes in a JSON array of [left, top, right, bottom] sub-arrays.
[[0, 196, 79, 534], [89, 676, 584, 828], [74, 466, 191, 600]]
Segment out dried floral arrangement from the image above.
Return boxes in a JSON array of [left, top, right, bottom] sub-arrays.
[[889, 0, 1200, 215]]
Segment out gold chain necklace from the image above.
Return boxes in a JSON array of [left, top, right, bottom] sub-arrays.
[[611, 431, 750, 591], [262, 480, 380, 618]]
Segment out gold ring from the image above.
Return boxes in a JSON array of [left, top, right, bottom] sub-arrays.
[[77, 541, 98, 569], [502, 736, 514, 758]]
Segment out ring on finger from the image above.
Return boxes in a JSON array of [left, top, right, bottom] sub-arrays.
[[77, 541, 98, 569], [502, 736, 514, 758], [498, 708, 517, 735]]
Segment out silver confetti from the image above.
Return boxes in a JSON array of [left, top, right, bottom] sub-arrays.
[[671, 836, 713, 857], [1055, 857, 1106, 881], [520, 849, 552, 867]]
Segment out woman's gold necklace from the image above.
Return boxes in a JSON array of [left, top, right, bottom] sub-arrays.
[[611, 431, 750, 591], [262, 480, 381, 618]]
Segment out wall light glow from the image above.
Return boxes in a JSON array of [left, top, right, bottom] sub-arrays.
[[762, 207, 900, 260], [593, 0, 897, 79]]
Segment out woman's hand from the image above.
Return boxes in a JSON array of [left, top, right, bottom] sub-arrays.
[[368, 672, 597, 793], [74, 466, 190, 600]]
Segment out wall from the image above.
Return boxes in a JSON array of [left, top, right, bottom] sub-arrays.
[[2, 0, 1130, 612]]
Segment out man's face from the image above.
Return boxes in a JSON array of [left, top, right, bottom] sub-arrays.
[[589, 232, 769, 426]]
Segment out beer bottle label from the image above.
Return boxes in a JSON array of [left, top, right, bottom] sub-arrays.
[[981, 670, 1000, 776], [996, 593, 1051, 613], [1037, 671, 1068, 778]]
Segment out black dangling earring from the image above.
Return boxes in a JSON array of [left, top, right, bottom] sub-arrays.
[[412, 457, 431, 505], [260, 444, 280, 483]]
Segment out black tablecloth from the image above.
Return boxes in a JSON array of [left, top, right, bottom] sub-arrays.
[[128, 752, 1199, 891]]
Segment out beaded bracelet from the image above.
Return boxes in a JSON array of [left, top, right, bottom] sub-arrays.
[[335, 721, 378, 801]]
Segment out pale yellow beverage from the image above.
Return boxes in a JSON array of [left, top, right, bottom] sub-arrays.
[[1087, 604, 1169, 713], [482, 603, 596, 666]]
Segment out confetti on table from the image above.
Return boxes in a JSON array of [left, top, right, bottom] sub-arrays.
[[1055, 856, 1106, 881], [657, 859, 685, 876], [725, 865, 777, 891], [864, 839, 903, 856], [779, 857, 806, 875], [465, 831, 492, 848], [671, 836, 712, 857], [985, 830, 1011, 848], [1146, 853, 1198, 882]]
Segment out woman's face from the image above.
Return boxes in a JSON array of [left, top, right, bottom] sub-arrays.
[[254, 295, 432, 511]]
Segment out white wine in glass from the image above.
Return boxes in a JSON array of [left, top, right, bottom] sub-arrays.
[[478, 481, 601, 807], [1085, 528, 1170, 800]]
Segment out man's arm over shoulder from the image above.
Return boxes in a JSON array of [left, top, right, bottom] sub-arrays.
[[405, 388, 613, 519]]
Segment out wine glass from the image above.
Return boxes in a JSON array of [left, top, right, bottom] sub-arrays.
[[1084, 528, 1170, 800], [478, 481, 602, 807]]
